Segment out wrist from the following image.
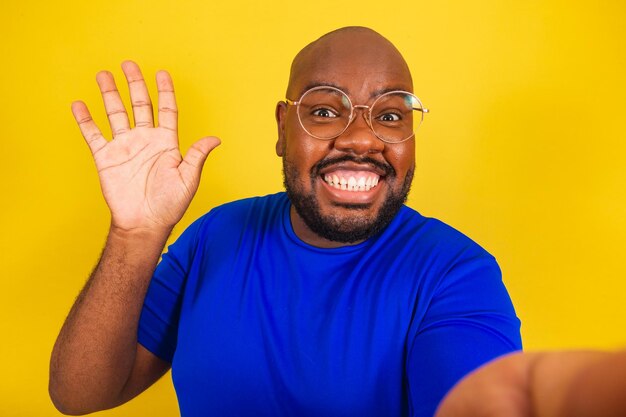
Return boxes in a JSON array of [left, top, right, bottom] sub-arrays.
[[108, 222, 173, 246], [102, 224, 172, 274]]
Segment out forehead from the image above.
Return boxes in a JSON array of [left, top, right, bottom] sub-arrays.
[[288, 32, 413, 101]]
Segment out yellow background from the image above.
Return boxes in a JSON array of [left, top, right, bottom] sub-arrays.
[[2, 0, 625, 415]]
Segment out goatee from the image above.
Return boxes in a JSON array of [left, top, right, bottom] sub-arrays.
[[283, 155, 413, 244]]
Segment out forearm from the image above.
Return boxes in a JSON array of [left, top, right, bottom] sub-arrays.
[[49, 225, 170, 414], [436, 350, 626, 417], [434, 351, 532, 417], [531, 350, 626, 417], [563, 350, 626, 416]]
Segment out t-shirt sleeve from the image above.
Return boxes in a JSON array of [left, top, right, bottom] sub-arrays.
[[406, 254, 522, 417], [137, 217, 206, 363]]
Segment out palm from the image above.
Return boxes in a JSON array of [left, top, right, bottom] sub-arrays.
[[94, 127, 190, 229], [73, 61, 219, 232]]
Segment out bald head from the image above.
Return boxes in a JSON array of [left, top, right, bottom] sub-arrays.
[[286, 27, 413, 99]]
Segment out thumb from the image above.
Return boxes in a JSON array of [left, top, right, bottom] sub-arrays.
[[180, 136, 221, 183]]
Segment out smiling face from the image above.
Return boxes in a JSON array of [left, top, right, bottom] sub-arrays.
[[276, 27, 416, 248]]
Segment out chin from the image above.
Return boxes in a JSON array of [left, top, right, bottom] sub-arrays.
[[283, 158, 414, 244], [289, 186, 405, 244]]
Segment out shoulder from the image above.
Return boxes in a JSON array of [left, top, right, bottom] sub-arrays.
[[384, 205, 493, 261], [205, 192, 288, 216], [195, 192, 288, 226], [163, 192, 288, 264], [181, 192, 288, 242], [365, 207, 502, 304]]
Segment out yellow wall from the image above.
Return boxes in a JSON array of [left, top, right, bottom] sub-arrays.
[[2, 0, 625, 415]]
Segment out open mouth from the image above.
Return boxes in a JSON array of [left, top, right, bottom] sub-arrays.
[[314, 157, 391, 202], [323, 172, 380, 192]]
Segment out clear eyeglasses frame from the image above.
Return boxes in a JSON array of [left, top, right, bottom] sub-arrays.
[[285, 85, 429, 144]]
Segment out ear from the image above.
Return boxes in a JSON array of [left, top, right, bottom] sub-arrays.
[[275, 101, 287, 157]]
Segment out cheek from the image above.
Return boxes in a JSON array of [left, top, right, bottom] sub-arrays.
[[284, 125, 333, 169], [384, 142, 415, 176]]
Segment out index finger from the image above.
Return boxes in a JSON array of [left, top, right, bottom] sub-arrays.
[[156, 70, 177, 132], [71, 100, 107, 155]]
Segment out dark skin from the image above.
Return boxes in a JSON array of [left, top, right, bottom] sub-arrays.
[[50, 28, 414, 414], [435, 350, 626, 417], [52, 28, 623, 417], [49, 61, 220, 414], [275, 28, 416, 248]]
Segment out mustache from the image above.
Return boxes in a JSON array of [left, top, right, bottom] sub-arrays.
[[311, 155, 395, 177]]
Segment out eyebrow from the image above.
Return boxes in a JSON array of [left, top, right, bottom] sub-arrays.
[[294, 81, 413, 101], [296, 81, 344, 98], [369, 86, 413, 97]]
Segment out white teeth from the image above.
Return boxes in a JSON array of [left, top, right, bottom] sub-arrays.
[[348, 177, 357, 191], [323, 173, 380, 192]]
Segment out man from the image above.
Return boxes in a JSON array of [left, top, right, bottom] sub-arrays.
[[49, 27, 521, 416]]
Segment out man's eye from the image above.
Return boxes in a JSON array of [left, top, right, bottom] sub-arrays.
[[378, 113, 401, 122], [312, 108, 338, 118]]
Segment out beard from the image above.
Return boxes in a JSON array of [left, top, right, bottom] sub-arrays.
[[283, 155, 413, 244]]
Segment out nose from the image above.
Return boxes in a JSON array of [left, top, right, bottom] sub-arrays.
[[333, 106, 384, 155]]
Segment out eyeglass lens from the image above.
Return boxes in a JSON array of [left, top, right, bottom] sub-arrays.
[[297, 87, 423, 142]]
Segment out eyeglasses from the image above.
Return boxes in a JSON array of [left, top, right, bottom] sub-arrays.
[[286, 86, 429, 144]]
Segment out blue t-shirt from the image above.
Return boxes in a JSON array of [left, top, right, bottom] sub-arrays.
[[138, 192, 521, 417]]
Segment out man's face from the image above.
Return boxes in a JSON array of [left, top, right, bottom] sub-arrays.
[[276, 31, 416, 247]]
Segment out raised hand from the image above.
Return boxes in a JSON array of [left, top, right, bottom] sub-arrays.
[[72, 61, 220, 233]]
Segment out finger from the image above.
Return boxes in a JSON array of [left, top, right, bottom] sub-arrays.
[[156, 70, 178, 132], [121, 60, 154, 128], [96, 70, 131, 137], [179, 136, 221, 184], [71, 100, 107, 155]]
